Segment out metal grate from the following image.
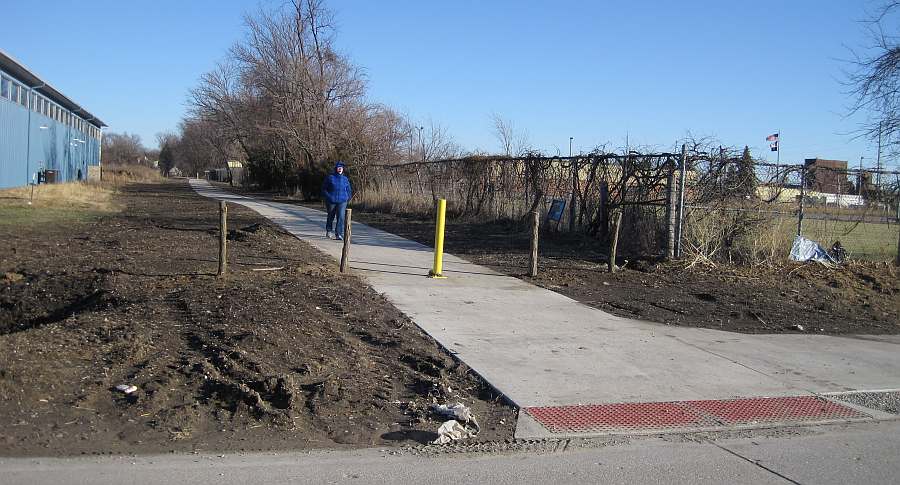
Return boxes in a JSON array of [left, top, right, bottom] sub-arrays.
[[524, 396, 871, 434]]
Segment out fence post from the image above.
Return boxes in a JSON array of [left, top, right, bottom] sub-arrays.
[[569, 160, 577, 232], [797, 165, 806, 236], [608, 210, 623, 272], [599, 181, 609, 241], [218, 201, 227, 277], [666, 163, 677, 260], [676, 144, 687, 258], [529, 210, 539, 277], [340, 208, 352, 273]]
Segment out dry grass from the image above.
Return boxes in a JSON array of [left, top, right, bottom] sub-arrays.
[[682, 208, 898, 264], [0, 182, 116, 212], [101, 164, 163, 186], [356, 186, 449, 218], [0, 164, 162, 227]]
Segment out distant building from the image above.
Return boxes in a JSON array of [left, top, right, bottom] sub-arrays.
[[803, 158, 852, 194], [0, 49, 105, 189]]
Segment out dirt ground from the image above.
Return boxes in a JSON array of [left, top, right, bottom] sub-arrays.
[[0, 181, 515, 457], [341, 209, 900, 335]]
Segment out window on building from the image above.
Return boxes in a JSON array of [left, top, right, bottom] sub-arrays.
[[18, 86, 28, 107], [0, 77, 8, 100]]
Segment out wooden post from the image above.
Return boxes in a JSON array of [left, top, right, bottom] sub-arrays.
[[529, 210, 539, 277], [218, 201, 227, 276], [675, 144, 687, 258], [665, 165, 676, 260], [608, 210, 623, 273], [340, 208, 352, 273]]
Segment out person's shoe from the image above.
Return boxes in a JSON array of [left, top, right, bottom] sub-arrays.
[[326, 231, 333, 239], [335, 235, 343, 241]]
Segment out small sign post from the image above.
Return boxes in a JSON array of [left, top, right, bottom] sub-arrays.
[[547, 198, 566, 231]]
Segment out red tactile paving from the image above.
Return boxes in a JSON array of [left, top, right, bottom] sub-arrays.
[[524, 396, 871, 434], [525, 402, 714, 433], [685, 396, 866, 425]]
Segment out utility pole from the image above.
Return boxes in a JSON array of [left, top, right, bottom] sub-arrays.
[[569, 136, 576, 232], [859, 156, 865, 196], [877, 121, 883, 190]]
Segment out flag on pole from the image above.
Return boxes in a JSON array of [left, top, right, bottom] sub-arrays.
[[769, 141, 778, 152], [766, 133, 779, 142]]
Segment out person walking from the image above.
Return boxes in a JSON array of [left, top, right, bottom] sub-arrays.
[[321, 161, 352, 240]]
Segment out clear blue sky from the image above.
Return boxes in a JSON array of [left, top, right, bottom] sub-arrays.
[[1, 0, 892, 169]]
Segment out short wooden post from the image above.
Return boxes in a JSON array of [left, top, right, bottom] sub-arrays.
[[529, 210, 539, 277], [608, 210, 623, 273], [218, 201, 227, 276], [340, 208, 352, 273]]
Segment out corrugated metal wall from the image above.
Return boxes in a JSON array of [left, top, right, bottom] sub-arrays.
[[0, 99, 29, 188], [1, 70, 102, 190]]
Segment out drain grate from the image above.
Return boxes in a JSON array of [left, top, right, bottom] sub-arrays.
[[524, 395, 871, 434]]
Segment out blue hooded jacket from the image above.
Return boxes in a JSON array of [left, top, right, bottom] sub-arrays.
[[321, 162, 352, 204]]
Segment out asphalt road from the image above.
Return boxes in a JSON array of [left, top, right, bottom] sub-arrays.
[[3, 420, 899, 484]]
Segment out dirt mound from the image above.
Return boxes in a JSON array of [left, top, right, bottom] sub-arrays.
[[0, 182, 515, 457]]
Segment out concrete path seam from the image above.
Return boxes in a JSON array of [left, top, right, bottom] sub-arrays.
[[709, 441, 802, 485]]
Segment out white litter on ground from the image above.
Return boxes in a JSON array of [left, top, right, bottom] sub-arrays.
[[432, 420, 476, 445], [115, 384, 138, 394], [431, 402, 479, 431]]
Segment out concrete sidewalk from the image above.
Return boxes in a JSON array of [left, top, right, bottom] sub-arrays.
[[5, 420, 900, 484], [189, 180, 900, 438]]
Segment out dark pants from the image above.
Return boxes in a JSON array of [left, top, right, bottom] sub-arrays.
[[325, 201, 347, 237]]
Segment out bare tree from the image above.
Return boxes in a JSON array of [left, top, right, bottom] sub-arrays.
[[490, 113, 530, 156], [847, 2, 900, 157], [184, 0, 405, 194], [102, 132, 147, 166]]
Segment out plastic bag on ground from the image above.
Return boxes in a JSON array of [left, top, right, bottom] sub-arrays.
[[431, 402, 480, 431], [789, 235, 836, 263], [432, 419, 475, 445]]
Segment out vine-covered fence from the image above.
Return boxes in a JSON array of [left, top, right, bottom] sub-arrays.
[[353, 148, 900, 264]]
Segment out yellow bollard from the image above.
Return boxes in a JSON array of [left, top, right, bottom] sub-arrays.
[[429, 198, 447, 278]]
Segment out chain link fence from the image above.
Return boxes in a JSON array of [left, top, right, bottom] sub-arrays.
[[351, 150, 900, 265]]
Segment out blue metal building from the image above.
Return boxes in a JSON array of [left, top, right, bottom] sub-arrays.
[[0, 49, 105, 190]]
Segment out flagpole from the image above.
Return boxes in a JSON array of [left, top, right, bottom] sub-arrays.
[[776, 129, 780, 167]]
